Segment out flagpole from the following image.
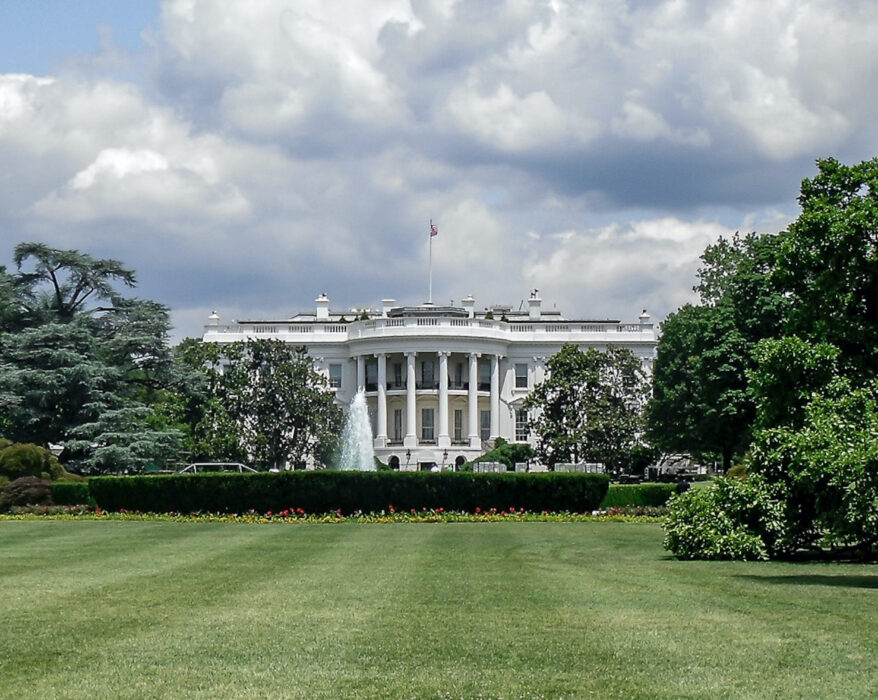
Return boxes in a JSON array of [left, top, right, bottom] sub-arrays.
[[428, 219, 433, 304]]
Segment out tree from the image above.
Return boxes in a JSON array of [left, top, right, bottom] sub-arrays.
[[0, 243, 182, 472], [178, 339, 343, 469], [663, 157, 878, 560], [773, 157, 878, 376], [646, 303, 753, 471], [648, 231, 788, 471], [523, 344, 649, 470]]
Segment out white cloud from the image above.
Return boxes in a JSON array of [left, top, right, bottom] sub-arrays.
[[2, 0, 877, 341]]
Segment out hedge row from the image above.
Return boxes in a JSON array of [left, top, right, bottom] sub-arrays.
[[86, 471, 610, 514], [51, 481, 95, 506], [600, 483, 676, 508]]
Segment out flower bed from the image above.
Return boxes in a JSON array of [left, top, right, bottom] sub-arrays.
[[0, 504, 664, 524]]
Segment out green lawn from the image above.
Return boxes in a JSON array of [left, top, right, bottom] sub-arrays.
[[1, 521, 875, 699]]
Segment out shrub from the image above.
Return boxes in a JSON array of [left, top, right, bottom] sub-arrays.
[[663, 476, 786, 560], [1, 476, 54, 511], [52, 480, 95, 506], [86, 471, 610, 514], [0, 443, 63, 480], [601, 483, 675, 508], [473, 438, 535, 470]]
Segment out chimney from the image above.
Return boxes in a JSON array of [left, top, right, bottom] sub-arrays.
[[639, 309, 651, 325], [462, 294, 475, 319], [206, 310, 220, 327], [316, 293, 330, 320], [381, 299, 396, 318], [528, 289, 542, 321]]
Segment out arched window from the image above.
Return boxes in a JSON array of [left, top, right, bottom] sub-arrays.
[[389, 455, 400, 471]]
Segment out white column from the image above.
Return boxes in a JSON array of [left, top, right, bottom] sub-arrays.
[[376, 353, 387, 446], [468, 352, 480, 448], [438, 351, 450, 448], [404, 351, 417, 448], [356, 355, 365, 393], [490, 354, 500, 439]]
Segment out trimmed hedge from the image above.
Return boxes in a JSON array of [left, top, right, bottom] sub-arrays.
[[52, 481, 96, 506], [86, 471, 610, 514], [601, 483, 676, 508]]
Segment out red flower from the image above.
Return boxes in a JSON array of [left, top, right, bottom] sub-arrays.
[[267, 510, 273, 517], [475, 507, 481, 514], [296, 507, 305, 515], [388, 504, 396, 513]]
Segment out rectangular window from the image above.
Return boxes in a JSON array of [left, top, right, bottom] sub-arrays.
[[421, 408, 435, 441], [478, 362, 491, 390], [393, 363, 403, 388], [453, 409, 463, 441], [421, 360, 435, 387], [393, 409, 403, 441], [365, 363, 378, 390], [515, 363, 528, 389], [515, 409, 528, 441], [480, 410, 491, 441], [453, 362, 464, 388], [329, 363, 342, 388]]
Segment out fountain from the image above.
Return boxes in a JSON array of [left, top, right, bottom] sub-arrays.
[[338, 389, 376, 470]]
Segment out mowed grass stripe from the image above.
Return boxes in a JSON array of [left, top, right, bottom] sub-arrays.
[[0, 521, 876, 699], [0, 522, 355, 696]]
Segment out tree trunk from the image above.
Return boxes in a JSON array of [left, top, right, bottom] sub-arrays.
[[722, 445, 732, 473]]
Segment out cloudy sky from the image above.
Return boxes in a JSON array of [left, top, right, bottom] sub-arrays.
[[1, 0, 876, 340]]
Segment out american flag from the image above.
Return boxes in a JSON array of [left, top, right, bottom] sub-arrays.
[[430, 222, 438, 237]]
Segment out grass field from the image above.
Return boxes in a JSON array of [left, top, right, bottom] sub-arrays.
[[1, 521, 876, 699]]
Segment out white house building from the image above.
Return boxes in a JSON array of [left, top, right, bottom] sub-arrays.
[[203, 291, 657, 470]]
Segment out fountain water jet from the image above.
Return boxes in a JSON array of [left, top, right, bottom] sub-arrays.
[[339, 389, 376, 470]]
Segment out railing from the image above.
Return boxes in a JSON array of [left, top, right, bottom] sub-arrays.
[[206, 318, 655, 339]]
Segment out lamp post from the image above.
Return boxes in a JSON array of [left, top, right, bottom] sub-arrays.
[[443, 449, 448, 471]]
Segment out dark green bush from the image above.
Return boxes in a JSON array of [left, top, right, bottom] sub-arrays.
[[0, 443, 64, 481], [1, 476, 53, 511], [601, 483, 676, 508], [86, 471, 610, 514], [52, 481, 95, 506]]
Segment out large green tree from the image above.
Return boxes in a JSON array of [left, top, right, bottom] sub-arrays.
[[166, 339, 343, 469], [0, 243, 181, 472], [523, 344, 649, 470], [773, 156, 878, 375], [647, 231, 788, 471]]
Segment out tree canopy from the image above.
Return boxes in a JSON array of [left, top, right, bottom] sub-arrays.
[[662, 156, 878, 560], [0, 243, 180, 472], [524, 344, 649, 470]]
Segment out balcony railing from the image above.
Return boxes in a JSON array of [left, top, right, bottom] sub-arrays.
[[206, 317, 655, 341]]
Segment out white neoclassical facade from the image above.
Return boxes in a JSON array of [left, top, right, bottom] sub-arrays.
[[203, 291, 657, 470]]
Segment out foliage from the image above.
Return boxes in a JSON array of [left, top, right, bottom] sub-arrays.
[[203, 339, 342, 469], [524, 344, 649, 470], [749, 336, 841, 431], [773, 157, 878, 376], [0, 243, 182, 470], [600, 483, 676, 508], [85, 471, 610, 515], [0, 443, 64, 480], [0, 476, 54, 510], [51, 480, 95, 506], [647, 303, 754, 471], [749, 379, 878, 556], [473, 437, 534, 469], [663, 476, 787, 560]]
